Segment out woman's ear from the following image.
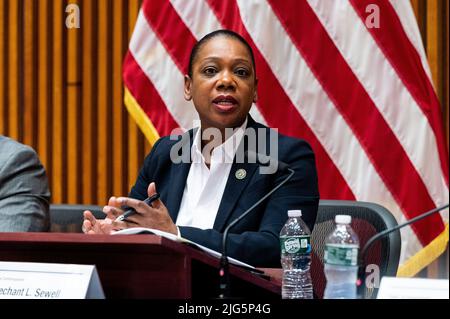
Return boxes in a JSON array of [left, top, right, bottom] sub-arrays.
[[184, 75, 193, 101], [253, 78, 258, 103]]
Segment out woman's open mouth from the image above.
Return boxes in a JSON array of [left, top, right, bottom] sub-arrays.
[[212, 95, 238, 113]]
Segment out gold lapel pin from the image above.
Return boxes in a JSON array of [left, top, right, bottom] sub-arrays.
[[235, 168, 247, 180]]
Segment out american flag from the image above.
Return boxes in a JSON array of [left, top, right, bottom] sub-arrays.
[[122, 0, 449, 276]]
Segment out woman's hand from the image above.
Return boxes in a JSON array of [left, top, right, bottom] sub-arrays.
[[82, 196, 126, 234], [82, 182, 177, 235], [113, 182, 177, 235]]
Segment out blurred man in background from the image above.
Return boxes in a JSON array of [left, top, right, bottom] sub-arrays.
[[0, 135, 50, 232]]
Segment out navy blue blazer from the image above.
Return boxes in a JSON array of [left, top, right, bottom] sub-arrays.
[[129, 116, 319, 267]]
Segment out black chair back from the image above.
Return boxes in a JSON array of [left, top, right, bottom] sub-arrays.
[[311, 200, 401, 298], [49, 204, 104, 233]]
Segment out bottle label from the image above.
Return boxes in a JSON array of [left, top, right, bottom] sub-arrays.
[[280, 236, 311, 255], [324, 244, 359, 266]]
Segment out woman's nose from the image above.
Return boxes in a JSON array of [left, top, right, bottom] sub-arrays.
[[216, 71, 235, 90]]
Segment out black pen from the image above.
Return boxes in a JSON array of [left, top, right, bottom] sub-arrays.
[[114, 193, 160, 222]]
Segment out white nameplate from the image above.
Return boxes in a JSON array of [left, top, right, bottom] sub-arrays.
[[377, 276, 449, 299], [0, 261, 104, 299]]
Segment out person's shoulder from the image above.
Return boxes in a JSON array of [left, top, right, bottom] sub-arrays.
[[0, 135, 37, 158], [249, 120, 313, 152], [151, 128, 194, 150], [0, 136, 42, 174], [278, 131, 313, 151], [142, 128, 195, 165]]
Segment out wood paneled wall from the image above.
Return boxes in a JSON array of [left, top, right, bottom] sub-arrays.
[[411, 0, 449, 146], [0, 0, 448, 205], [411, 0, 449, 279], [0, 0, 149, 205]]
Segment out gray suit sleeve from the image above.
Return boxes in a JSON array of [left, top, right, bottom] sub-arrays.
[[0, 143, 50, 232]]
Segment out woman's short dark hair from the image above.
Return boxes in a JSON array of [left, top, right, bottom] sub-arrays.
[[187, 29, 256, 78]]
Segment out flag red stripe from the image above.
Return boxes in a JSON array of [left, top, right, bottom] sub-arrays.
[[269, 0, 444, 245], [141, 0, 197, 75], [123, 52, 179, 136], [351, 0, 449, 185], [206, 0, 355, 200]]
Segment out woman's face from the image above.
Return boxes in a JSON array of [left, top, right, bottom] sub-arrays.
[[184, 36, 257, 132]]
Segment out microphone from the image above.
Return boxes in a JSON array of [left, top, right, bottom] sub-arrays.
[[219, 151, 295, 298], [357, 202, 449, 298]]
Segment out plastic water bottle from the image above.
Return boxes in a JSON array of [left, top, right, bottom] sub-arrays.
[[323, 215, 360, 299], [280, 210, 313, 299]]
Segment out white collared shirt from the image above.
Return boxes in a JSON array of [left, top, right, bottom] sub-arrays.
[[176, 118, 248, 229]]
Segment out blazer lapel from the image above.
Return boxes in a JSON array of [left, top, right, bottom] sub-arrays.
[[166, 162, 191, 222], [213, 116, 261, 232], [165, 130, 195, 222], [213, 160, 258, 232]]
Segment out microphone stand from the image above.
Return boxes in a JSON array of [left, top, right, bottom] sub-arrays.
[[357, 203, 449, 299], [218, 168, 295, 299]]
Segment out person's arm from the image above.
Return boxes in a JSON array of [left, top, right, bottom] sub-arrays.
[[83, 137, 166, 234], [0, 145, 50, 232], [179, 140, 319, 267]]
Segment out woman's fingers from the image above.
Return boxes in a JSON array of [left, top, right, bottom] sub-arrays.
[[147, 182, 162, 209], [83, 210, 116, 234], [108, 196, 122, 208], [116, 197, 149, 214], [82, 219, 92, 233], [83, 210, 96, 223], [111, 219, 138, 230], [115, 214, 142, 226], [102, 205, 124, 219], [83, 193, 171, 234]]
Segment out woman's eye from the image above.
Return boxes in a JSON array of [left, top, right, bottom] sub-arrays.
[[203, 67, 217, 75], [235, 68, 249, 77]]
